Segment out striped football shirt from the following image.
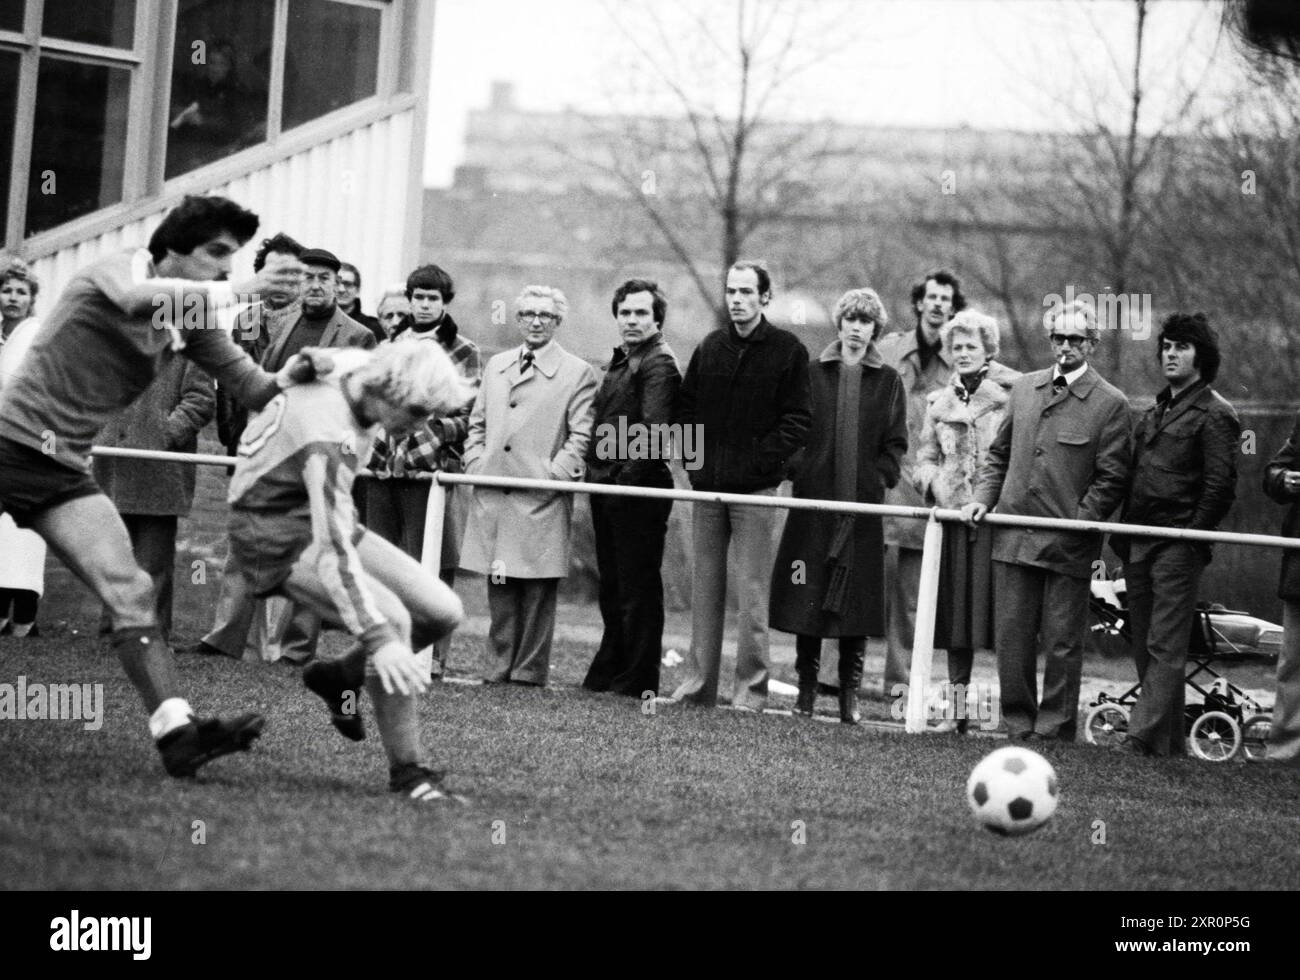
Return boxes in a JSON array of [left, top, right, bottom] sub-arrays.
[[227, 349, 399, 652]]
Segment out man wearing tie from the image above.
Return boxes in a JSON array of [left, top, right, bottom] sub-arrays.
[[459, 285, 598, 686], [961, 299, 1132, 742]]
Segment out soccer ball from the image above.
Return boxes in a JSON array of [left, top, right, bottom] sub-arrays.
[[966, 746, 1059, 836]]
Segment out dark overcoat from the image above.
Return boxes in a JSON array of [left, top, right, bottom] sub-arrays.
[[769, 341, 907, 638], [93, 358, 215, 515]]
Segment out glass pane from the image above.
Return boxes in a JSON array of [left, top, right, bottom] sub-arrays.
[[0, 50, 16, 234], [0, 0, 24, 33], [25, 58, 130, 236], [165, 0, 274, 179], [41, 0, 135, 48], [282, 0, 381, 131]]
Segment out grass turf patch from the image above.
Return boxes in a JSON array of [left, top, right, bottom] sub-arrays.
[[1, 627, 1298, 890]]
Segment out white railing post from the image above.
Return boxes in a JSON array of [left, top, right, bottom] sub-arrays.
[[414, 475, 447, 678], [905, 510, 944, 733]]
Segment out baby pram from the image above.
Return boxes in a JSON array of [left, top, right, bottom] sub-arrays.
[[1083, 577, 1275, 762]]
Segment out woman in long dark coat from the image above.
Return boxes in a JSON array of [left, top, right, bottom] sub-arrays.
[[769, 288, 907, 723]]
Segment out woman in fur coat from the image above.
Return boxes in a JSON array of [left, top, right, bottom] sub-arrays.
[[911, 311, 1021, 732]]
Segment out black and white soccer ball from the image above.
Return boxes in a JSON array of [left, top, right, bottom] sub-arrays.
[[966, 746, 1059, 836]]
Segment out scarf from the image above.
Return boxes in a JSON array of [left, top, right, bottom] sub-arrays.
[[823, 361, 862, 615], [954, 365, 989, 404]]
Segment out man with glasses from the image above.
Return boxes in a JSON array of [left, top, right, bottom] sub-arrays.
[[459, 285, 597, 686], [336, 262, 385, 345], [961, 299, 1132, 742]]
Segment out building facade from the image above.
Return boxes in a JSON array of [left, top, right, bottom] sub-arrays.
[[2, 0, 434, 311]]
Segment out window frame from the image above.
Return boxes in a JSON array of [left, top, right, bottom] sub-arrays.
[[2, 0, 150, 243], [2, 0, 411, 255]]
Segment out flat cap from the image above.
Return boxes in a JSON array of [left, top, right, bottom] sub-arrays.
[[299, 247, 341, 272]]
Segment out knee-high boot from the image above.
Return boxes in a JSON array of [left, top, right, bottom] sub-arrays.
[[794, 635, 820, 716]]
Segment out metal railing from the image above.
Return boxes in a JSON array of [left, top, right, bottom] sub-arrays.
[[91, 445, 1300, 731]]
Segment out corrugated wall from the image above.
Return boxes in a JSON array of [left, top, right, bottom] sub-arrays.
[[28, 109, 415, 314]]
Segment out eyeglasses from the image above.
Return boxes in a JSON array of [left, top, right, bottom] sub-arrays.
[[516, 311, 558, 324], [1049, 333, 1089, 348]]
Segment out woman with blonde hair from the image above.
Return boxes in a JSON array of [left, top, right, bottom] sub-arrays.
[[768, 287, 907, 723], [0, 259, 46, 637], [911, 310, 1021, 732]]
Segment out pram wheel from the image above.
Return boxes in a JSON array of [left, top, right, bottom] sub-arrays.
[[1240, 714, 1273, 763], [1188, 710, 1241, 762], [1083, 702, 1130, 747]]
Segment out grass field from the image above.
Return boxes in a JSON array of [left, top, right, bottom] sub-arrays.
[[2, 609, 1299, 891]]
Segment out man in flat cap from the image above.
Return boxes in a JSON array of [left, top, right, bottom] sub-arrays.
[[257, 246, 376, 664]]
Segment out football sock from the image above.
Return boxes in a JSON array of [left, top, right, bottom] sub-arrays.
[[149, 697, 194, 739], [364, 672, 422, 768], [112, 625, 181, 713]]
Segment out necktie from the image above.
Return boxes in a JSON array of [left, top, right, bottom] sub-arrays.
[[521, 350, 534, 372], [1052, 374, 1067, 393]]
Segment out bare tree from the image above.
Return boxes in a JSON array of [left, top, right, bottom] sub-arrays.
[[556, 0, 869, 326], [920, 0, 1223, 385]]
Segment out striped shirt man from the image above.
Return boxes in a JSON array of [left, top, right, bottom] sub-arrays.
[[227, 349, 399, 653]]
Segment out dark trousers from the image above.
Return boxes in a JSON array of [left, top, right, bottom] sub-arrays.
[[485, 578, 559, 685], [993, 560, 1089, 740], [583, 494, 672, 697], [99, 514, 177, 641], [0, 589, 39, 624], [366, 478, 429, 557], [366, 477, 459, 667], [795, 634, 866, 689], [1125, 542, 1207, 756]]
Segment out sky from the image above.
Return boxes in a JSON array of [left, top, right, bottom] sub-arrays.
[[424, 0, 1243, 188]]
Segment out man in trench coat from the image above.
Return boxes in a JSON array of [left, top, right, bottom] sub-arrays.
[[963, 299, 1132, 741], [459, 285, 598, 686]]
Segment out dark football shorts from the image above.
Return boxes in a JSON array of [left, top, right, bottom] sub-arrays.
[[228, 507, 369, 596], [0, 436, 101, 528], [228, 508, 314, 596]]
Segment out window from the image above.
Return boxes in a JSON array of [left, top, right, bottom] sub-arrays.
[[282, 0, 381, 131], [25, 58, 132, 236], [1, 0, 138, 238], [166, 0, 384, 178], [166, 0, 274, 179], [0, 0, 23, 33], [41, 1, 136, 48], [3, 0, 403, 248]]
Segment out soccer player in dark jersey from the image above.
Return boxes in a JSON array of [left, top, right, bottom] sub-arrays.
[[228, 343, 470, 802], [0, 195, 322, 778]]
